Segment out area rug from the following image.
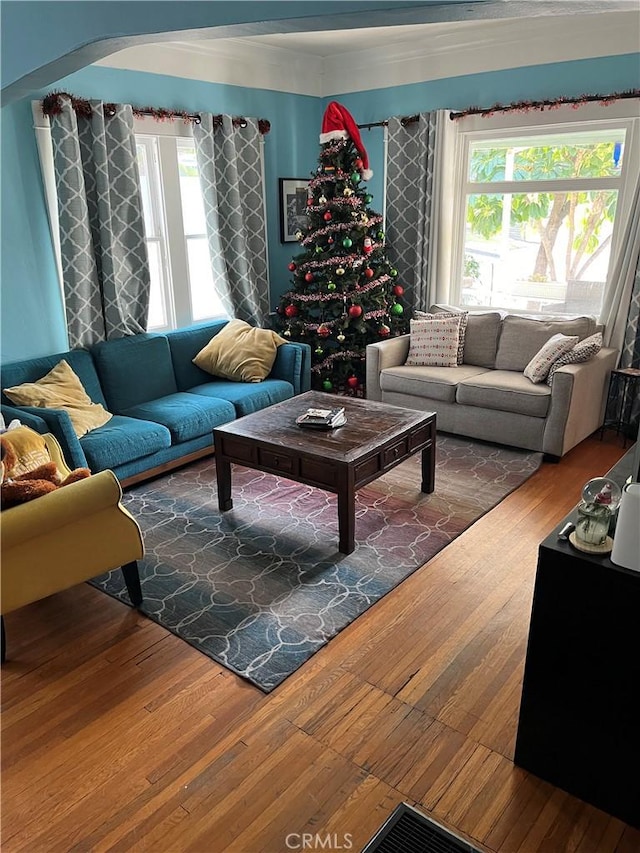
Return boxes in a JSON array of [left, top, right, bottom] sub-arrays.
[[91, 436, 542, 692]]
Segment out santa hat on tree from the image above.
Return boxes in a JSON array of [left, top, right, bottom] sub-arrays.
[[319, 101, 373, 181]]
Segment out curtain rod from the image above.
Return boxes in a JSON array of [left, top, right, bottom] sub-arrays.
[[40, 92, 271, 134], [449, 89, 640, 119], [357, 115, 418, 130]]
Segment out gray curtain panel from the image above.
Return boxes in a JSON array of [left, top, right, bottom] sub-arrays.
[[386, 112, 437, 312], [49, 97, 150, 348], [193, 114, 269, 326], [621, 258, 640, 369]]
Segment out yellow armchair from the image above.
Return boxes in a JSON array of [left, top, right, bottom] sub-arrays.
[[0, 434, 144, 661]]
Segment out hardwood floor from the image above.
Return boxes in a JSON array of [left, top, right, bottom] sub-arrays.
[[2, 432, 639, 853]]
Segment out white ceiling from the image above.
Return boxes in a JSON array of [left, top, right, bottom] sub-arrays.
[[95, 7, 640, 97]]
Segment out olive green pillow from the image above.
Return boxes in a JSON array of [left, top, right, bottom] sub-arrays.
[[3, 360, 112, 437], [193, 319, 287, 383]]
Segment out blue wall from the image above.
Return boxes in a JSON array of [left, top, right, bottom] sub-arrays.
[[2, 52, 638, 362]]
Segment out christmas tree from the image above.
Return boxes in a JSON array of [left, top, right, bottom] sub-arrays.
[[276, 101, 408, 395]]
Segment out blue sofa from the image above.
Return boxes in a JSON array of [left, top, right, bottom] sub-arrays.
[[1, 320, 311, 485]]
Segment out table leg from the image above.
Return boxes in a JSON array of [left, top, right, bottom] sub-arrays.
[[337, 481, 356, 554], [421, 442, 435, 494], [216, 456, 233, 511]]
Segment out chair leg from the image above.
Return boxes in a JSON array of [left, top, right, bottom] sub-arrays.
[[1, 616, 6, 663], [121, 561, 143, 607]]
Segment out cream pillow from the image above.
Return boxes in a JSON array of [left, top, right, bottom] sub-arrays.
[[405, 316, 462, 368], [414, 309, 468, 365], [3, 360, 112, 437], [193, 319, 287, 383], [523, 334, 579, 384]]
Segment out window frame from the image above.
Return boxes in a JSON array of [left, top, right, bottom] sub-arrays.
[[449, 102, 640, 316], [134, 115, 228, 331]]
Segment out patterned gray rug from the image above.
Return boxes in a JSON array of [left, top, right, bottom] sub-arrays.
[[92, 436, 542, 692]]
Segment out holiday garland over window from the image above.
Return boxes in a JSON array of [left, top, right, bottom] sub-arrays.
[[275, 102, 408, 396]]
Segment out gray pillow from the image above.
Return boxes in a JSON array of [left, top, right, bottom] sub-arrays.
[[428, 305, 502, 368], [546, 332, 603, 385]]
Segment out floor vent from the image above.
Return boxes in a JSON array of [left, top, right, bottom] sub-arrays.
[[362, 803, 483, 853]]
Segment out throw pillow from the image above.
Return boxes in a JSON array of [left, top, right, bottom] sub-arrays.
[[414, 309, 468, 365], [546, 332, 603, 386], [193, 319, 287, 383], [405, 316, 462, 368], [3, 360, 112, 437], [523, 334, 579, 384]]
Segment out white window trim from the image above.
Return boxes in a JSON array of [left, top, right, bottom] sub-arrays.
[[449, 100, 640, 316]]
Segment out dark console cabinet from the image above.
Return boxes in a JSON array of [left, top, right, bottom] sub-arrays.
[[515, 505, 640, 828]]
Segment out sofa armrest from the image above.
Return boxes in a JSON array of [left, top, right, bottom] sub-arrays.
[[543, 347, 619, 456], [13, 406, 88, 469], [271, 342, 312, 394], [1, 404, 48, 434], [366, 335, 410, 401]]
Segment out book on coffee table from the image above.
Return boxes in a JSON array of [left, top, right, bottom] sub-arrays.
[[296, 407, 346, 430]]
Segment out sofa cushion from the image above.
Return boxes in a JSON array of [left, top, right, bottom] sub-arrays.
[[456, 371, 551, 418], [80, 415, 172, 471], [166, 321, 230, 391], [495, 315, 596, 372], [1, 349, 107, 408], [463, 312, 503, 368], [380, 364, 492, 404], [415, 310, 468, 364], [3, 359, 113, 438], [193, 319, 286, 383], [188, 379, 293, 417], [121, 393, 235, 442], [91, 334, 178, 411], [523, 334, 579, 384], [547, 332, 603, 385], [405, 316, 462, 368]]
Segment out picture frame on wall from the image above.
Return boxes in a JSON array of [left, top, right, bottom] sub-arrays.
[[279, 178, 309, 242]]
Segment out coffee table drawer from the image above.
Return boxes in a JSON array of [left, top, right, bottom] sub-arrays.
[[259, 447, 296, 474], [382, 438, 408, 469], [409, 423, 433, 450], [219, 436, 257, 464]]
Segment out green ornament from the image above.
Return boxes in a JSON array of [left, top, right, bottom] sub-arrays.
[[389, 268, 398, 277], [342, 237, 353, 248], [322, 379, 333, 391], [365, 194, 373, 204], [315, 245, 323, 254], [391, 302, 404, 315], [377, 230, 385, 240], [351, 172, 360, 184], [327, 281, 337, 291], [315, 346, 324, 355]]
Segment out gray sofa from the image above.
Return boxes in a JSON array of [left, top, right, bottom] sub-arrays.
[[366, 311, 618, 458]]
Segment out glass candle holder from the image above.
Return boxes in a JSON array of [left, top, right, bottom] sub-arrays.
[[576, 501, 612, 546]]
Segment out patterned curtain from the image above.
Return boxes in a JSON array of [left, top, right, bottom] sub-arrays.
[[193, 114, 269, 326], [49, 97, 150, 347], [622, 260, 640, 368]]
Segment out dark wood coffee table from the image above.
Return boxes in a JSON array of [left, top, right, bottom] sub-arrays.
[[213, 391, 436, 554]]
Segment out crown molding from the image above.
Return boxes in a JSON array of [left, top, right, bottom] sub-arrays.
[[94, 12, 639, 97]]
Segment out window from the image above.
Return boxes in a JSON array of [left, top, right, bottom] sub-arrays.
[[451, 107, 640, 317], [135, 118, 228, 330]]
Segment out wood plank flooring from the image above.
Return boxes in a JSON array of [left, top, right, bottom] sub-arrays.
[[2, 432, 639, 853]]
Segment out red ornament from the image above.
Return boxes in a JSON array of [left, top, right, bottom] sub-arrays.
[[304, 272, 314, 283], [328, 237, 334, 245], [323, 211, 332, 222], [317, 325, 331, 338], [393, 284, 404, 296], [379, 324, 391, 337], [355, 157, 363, 169], [288, 262, 296, 272], [348, 305, 363, 318], [364, 267, 374, 279], [347, 376, 359, 389], [284, 304, 298, 318], [307, 198, 313, 206]]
